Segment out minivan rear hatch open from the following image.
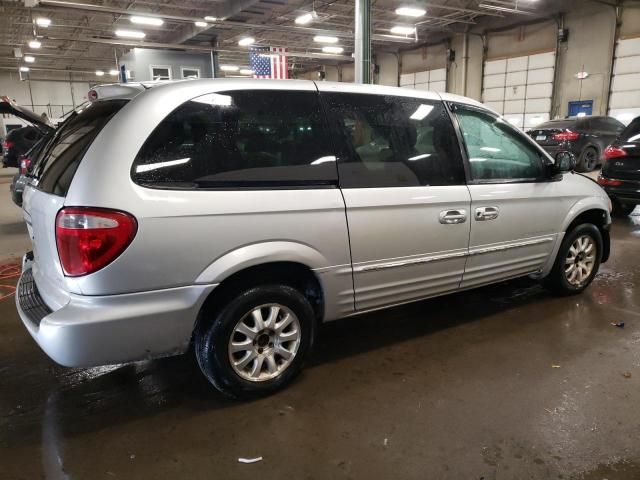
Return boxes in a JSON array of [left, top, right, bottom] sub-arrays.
[[0, 96, 54, 134], [22, 99, 129, 304]]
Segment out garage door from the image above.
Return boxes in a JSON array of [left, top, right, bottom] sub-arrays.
[[608, 37, 640, 125], [400, 68, 447, 92], [482, 51, 555, 131]]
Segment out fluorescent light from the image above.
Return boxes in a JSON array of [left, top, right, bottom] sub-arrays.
[[409, 104, 434, 120], [322, 46, 344, 54], [390, 26, 416, 35], [130, 16, 163, 26], [478, 3, 535, 14], [395, 7, 426, 17], [220, 65, 239, 71], [115, 29, 146, 39], [239, 68, 254, 75], [238, 37, 255, 46], [193, 93, 232, 106], [95, 70, 104, 76], [24, 55, 35, 63], [20, 66, 29, 72], [194, 21, 208, 27], [314, 35, 338, 43], [408, 153, 431, 161], [28, 40, 41, 49], [35, 17, 51, 27], [109, 69, 119, 76], [204, 16, 218, 22], [311, 155, 336, 165], [295, 12, 314, 24]]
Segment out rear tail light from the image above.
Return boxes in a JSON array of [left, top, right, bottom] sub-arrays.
[[3, 140, 14, 149], [20, 157, 31, 174], [552, 130, 581, 142], [55, 207, 137, 276], [597, 176, 623, 187], [603, 145, 627, 160]]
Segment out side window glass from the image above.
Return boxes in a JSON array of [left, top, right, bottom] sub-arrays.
[[322, 92, 465, 188], [133, 90, 338, 188], [454, 106, 545, 182]]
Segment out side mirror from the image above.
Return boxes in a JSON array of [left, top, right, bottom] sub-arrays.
[[554, 151, 576, 173]]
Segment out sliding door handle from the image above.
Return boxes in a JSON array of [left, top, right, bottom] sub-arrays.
[[439, 209, 468, 224], [475, 206, 499, 221]]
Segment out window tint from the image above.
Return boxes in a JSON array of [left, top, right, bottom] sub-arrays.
[[35, 100, 127, 196], [322, 93, 465, 188], [133, 90, 337, 188], [454, 106, 545, 182]]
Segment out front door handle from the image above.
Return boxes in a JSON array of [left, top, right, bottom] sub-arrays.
[[439, 209, 467, 224], [475, 206, 499, 221]]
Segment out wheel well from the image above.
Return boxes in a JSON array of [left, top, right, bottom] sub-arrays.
[[565, 208, 610, 262], [197, 262, 325, 330]]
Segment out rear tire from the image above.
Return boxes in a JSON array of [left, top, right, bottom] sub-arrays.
[[543, 223, 602, 296], [194, 284, 315, 399], [576, 147, 598, 173], [612, 200, 636, 217]]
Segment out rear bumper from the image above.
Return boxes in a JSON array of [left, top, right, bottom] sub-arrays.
[[16, 260, 217, 367], [601, 181, 640, 205]]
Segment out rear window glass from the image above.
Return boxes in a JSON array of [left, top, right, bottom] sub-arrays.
[[535, 120, 576, 130], [132, 90, 337, 189], [34, 100, 127, 196]]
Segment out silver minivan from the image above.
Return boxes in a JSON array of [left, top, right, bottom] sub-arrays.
[[16, 79, 611, 398]]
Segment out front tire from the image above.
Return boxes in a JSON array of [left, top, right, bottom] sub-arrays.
[[543, 223, 602, 296], [194, 285, 315, 399]]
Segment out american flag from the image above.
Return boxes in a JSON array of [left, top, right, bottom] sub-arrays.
[[249, 46, 289, 79]]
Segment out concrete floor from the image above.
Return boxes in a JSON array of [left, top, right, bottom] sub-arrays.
[[1, 168, 640, 480]]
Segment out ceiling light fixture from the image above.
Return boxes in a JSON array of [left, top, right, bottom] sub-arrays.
[[295, 12, 317, 24], [19, 66, 29, 72], [395, 7, 426, 17], [204, 16, 218, 22], [195, 21, 208, 27], [24, 55, 35, 63], [390, 26, 416, 35], [115, 29, 146, 39], [95, 70, 104, 76], [322, 46, 344, 54], [477, 3, 536, 14], [109, 69, 119, 76], [130, 16, 163, 26], [35, 17, 51, 27], [220, 65, 239, 71], [240, 68, 254, 75], [28, 40, 41, 49], [238, 37, 255, 46], [314, 35, 338, 43]]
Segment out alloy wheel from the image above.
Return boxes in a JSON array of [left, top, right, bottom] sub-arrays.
[[228, 304, 301, 382], [564, 235, 596, 286]]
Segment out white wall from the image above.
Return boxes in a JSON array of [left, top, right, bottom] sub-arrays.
[[0, 71, 92, 134], [375, 52, 398, 86]]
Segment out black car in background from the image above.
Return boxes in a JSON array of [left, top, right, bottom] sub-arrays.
[[598, 116, 640, 217], [1, 96, 53, 168], [528, 116, 625, 173], [10, 135, 51, 206]]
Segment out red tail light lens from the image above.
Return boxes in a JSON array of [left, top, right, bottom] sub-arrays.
[[603, 146, 627, 160], [597, 176, 623, 187], [55, 207, 137, 276], [3, 140, 15, 149], [552, 130, 581, 141], [20, 157, 31, 174]]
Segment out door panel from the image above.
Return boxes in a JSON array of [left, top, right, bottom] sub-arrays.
[[452, 103, 562, 288], [463, 183, 563, 288], [317, 88, 471, 310], [344, 186, 470, 310]]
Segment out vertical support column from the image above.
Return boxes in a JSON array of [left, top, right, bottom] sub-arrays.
[[354, 0, 371, 84]]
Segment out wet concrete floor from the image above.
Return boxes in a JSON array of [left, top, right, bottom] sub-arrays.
[[1, 169, 640, 479]]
